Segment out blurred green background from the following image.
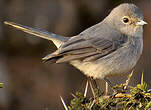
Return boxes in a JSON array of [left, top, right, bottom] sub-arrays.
[[0, 0, 151, 110]]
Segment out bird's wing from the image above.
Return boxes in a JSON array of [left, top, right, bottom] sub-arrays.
[[43, 35, 127, 63]]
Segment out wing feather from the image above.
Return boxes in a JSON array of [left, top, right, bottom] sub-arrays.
[[43, 35, 127, 63]]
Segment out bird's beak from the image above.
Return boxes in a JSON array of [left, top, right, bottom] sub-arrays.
[[136, 20, 147, 26]]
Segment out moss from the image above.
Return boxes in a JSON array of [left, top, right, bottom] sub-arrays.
[[68, 82, 151, 110], [67, 73, 151, 110]]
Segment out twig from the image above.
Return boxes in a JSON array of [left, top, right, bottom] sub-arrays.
[[105, 82, 109, 96], [124, 70, 134, 90], [141, 71, 144, 85], [90, 100, 95, 110], [71, 93, 77, 98], [84, 80, 89, 97], [60, 96, 68, 110], [114, 93, 131, 98]]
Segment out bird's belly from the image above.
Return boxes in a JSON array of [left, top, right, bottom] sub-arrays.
[[70, 44, 142, 79]]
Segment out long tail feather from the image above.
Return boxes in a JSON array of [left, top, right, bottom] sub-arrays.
[[4, 21, 69, 48]]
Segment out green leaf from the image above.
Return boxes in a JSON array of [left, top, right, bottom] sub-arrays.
[[145, 101, 151, 110], [0, 83, 4, 88]]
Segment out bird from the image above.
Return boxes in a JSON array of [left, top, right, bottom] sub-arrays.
[[4, 3, 147, 88]]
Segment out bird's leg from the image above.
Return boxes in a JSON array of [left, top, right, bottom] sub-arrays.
[[88, 77, 99, 98], [103, 77, 118, 94], [103, 77, 122, 98], [103, 77, 114, 88], [90, 77, 98, 89], [103, 77, 126, 94]]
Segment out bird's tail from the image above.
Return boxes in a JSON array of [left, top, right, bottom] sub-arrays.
[[4, 21, 69, 48]]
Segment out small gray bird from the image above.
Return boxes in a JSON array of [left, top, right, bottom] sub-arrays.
[[4, 3, 147, 87]]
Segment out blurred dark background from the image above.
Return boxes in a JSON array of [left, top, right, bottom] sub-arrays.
[[0, 0, 151, 110]]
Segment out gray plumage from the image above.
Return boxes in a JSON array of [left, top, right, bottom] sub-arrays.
[[4, 3, 147, 81]]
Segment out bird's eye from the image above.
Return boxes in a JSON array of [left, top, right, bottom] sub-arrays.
[[122, 16, 130, 24]]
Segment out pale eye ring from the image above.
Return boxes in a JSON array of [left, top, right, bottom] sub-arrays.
[[122, 16, 130, 24]]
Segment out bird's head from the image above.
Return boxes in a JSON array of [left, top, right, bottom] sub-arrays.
[[105, 3, 147, 36]]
